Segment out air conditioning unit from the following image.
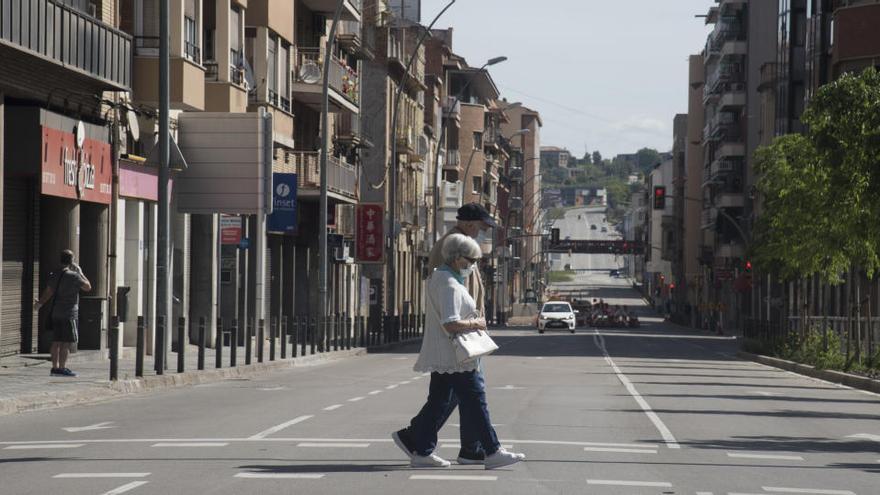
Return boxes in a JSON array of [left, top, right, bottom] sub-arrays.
[[334, 245, 352, 263]]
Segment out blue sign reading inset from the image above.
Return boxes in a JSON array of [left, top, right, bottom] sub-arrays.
[[267, 173, 297, 234]]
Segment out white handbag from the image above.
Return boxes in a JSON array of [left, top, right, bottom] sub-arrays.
[[451, 315, 498, 364]]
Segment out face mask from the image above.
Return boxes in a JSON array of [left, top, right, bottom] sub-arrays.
[[475, 230, 488, 244], [460, 263, 476, 278]]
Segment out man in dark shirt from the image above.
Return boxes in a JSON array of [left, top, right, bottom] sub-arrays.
[[35, 249, 92, 377]]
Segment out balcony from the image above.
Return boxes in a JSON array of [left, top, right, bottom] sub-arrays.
[[336, 204, 356, 238], [717, 142, 745, 159], [716, 242, 744, 259], [704, 64, 744, 101], [291, 151, 359, 203], [719, 86, 746, 109], [337, 20, 371, 59], [401, 201, 416, 226], [292, 47, 359, 114], [701, 208, 718, 230], [335, 113, 363, 145], [396, 125, 417, 157], [301, 0, 361, 22], [443, 96, 461, 120], [133, 39, 205, 111], [716, 191, 745, 209], [710, 158, 742, 178], [0, 0, 132, 91], [444, 149, 461, 170], [387, 30, 426, 91]]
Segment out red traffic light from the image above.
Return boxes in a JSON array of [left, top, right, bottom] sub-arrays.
[[745, 260, 752, 271], [669, 283, 676, 290], [653, 186, 666, 209]]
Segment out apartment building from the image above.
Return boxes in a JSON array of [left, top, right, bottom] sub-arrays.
[[1, 0, 132, 357]]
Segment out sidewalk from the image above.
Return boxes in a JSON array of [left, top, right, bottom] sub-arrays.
[[0, 339, 409, 416]]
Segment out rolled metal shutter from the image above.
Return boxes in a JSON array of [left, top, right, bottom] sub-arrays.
[[1, 179, 28, 356]]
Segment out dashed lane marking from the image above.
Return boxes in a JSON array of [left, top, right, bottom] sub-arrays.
[[410, 475, 497, 481], [248, 415, 314, 440], [386, 385, 399, 389], [762, 487, 856, 495], [53, 473, 151, 478], [583, 446, 657, 454], [439, 443, 512, 450], [727, 452, 804, 461], [399, 381, 411, 385], [5, 444, 84, 450], [587, 479, 672, 487], [323, 404, 343, 411], [593, 329, 680, 449], [151, 442, 228, 447], [368, 390, 382, 395], [297, 442, 370, 448], [99, 481, 149, 495], [235, 473, 325, 479], [348, 397, 365, 402]]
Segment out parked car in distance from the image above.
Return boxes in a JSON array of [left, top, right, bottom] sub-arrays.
[[609, 269, 620, 278], [536, 301, 577, 334], [591, 224, 597, 230], [601, 226, 607, 233]]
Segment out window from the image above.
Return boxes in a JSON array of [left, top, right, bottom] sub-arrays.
[[472, 176, 482, 194], [280, 42, 290, 111], [473, 131, 483, 150], [230, 6, 243, 64], [184, 16, 199, 63], [268, 35, 278, 105]]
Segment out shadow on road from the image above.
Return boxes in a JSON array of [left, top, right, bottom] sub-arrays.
[[678, 435, 880, 455]]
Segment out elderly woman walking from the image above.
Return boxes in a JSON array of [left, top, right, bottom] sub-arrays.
[[391, 234, 525, 469]]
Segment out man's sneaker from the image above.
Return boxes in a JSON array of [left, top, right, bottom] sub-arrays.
[[484, 448, 525, 470], [456, 451, 486, 465], [391, 429, 416, 460], [50, 368, 63, 376], [410, 453, 451, 468], [58, 368, 77, 377]]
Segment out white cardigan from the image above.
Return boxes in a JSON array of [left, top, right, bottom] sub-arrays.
[[414, 269, 479, 374]]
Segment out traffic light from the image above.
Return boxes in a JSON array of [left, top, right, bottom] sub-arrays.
[[653, 186, 666, 210], [745, 260, 752, 272], [551, 228, 560, 245]]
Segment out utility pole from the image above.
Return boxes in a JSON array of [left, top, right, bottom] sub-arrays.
[[156, 0, 170, 374]]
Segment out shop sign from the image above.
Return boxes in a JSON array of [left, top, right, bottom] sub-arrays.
[[356, 204, 384, 264], [267, 173, 298, 234], [40, 124, 112, 204], [220, 215, 243, 245]]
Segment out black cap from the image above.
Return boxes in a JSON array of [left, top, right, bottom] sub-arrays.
[[456, 203, 497, 228]]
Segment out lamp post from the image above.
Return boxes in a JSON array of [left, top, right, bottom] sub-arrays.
[[431, 57, 510, 244], [385, 0, 457, 319]]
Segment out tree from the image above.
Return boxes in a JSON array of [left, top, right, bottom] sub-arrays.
[[592, 151, 602, 167], [752, 68, 880, 283], [636, 148, 661, 172]]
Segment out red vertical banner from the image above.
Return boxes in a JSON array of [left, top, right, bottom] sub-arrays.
[[356, 203, 385, 264]]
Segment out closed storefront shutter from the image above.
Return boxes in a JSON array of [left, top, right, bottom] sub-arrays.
[[2, 179, 30, 356]]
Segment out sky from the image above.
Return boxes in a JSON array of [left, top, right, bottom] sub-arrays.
[[419, 0, 714, 159]]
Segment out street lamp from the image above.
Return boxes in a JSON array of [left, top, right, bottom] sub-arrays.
[[431, 55, 509, 243]]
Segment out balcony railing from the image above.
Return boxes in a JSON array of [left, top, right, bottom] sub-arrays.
[[291, 151, 358, 200], [401, 201, 416, 225], [443, 96, 461, 118], [335, 113, 361, 140], [336, 204, 356, 237], [0, 0, 132, 89], [184, 40, 201, 64], [295, 47, 359, 104], [445, 149, 461, 168]]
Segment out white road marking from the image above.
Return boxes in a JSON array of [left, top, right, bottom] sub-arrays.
[[583, 446, 657, 454], [151, 442, 228, 447], [258, 387, 285, 391], [493, 385, 525, 390], [62, 422, 116, 433], [696, 492, 714, 495], [297, 442, 370, 448], [749, 391, 779, 397], [587, 479, 672, 487], [762, 487, 856, 495], [399, 381, 411, 385], [348, 396, 365, 402], [727, 452, 804, 461], [448, 423, 506, 428], [392, 357, 409, 360], [5, 444, 84, 450], [592, 329, 680, 449], [534, 357, 544, 360], [386, 384, 398, 389], [368, 390, 382, 395], [410, 475, 497, 481], [847, 433, 880, 442], [235, 473, 325, 479], [412, 376, 423, 380], [439, 443, 512, 449], [323, 404, 343, 411], [99, 481, 149, 495], [53, 473, 151, 478], [248, 415, 314, 439]]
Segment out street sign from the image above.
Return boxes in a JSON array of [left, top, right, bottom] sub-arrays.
[[220, 215, 242, 245], [267, 173, 297, 234], [356, 204, 385, 263]]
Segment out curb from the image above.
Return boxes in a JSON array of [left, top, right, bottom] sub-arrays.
[[1, 340, 423, 416], [737, 351, 880, 394]]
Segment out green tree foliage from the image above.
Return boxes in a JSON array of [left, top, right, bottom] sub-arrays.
[[636, 148, 662, 171], [592, 151, 602, 167], [753, 68, 880, 283]]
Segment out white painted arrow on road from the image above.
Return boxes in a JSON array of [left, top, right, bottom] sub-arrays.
[[63, 422, 116, 433]]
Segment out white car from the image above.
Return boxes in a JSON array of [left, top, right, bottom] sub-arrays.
[[537, 301, 577, 334]]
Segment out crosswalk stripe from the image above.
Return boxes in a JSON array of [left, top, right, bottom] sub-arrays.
[[5, 444, 84, 450], [587, 479, 672, 487], [410, 475, 497, 481], [235, 473, 324, 479], [54, 473, 151, 478], [762, 487, 856, 495], [727, 452, 804, 461], [583, 446, 657, 454], [151, 443, 228, 447], [99, 481, 149, 495], [296, 442, 370, 448]]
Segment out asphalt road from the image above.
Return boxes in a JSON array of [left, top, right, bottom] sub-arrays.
[[1, 268, 879, 494]]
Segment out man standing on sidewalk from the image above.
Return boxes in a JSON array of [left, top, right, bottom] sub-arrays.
[[35, 249, 92, 377], [392, 203, 496, 465]]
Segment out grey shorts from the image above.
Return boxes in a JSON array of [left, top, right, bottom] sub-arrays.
[[51, 317, 78, 344]]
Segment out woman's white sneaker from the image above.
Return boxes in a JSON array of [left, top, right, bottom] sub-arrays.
[[410, 453, 451, 468], [484, 448, 525, 470]]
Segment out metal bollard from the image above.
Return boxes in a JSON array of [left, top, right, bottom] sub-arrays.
[[177, 317, 186, 373], [299, 317, 306, 357], [215, 317, 223, 369], [245, 319, 253, 365], [109, 316, 119, 381], [281, 316, 288, 359], [310, 317, 317, 355], [156, 316, 166, 375], [136, 316, 145, 377], [257, 319, 265, 363], [197, 317, 206, 370], [333, 314, 339, 351], [230, 319, 238, 367], [269, 317, 276, 361], [346, 315, 353, 350]]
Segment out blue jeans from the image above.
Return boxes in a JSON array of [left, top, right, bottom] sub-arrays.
[[408, 370, 500, 457]]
